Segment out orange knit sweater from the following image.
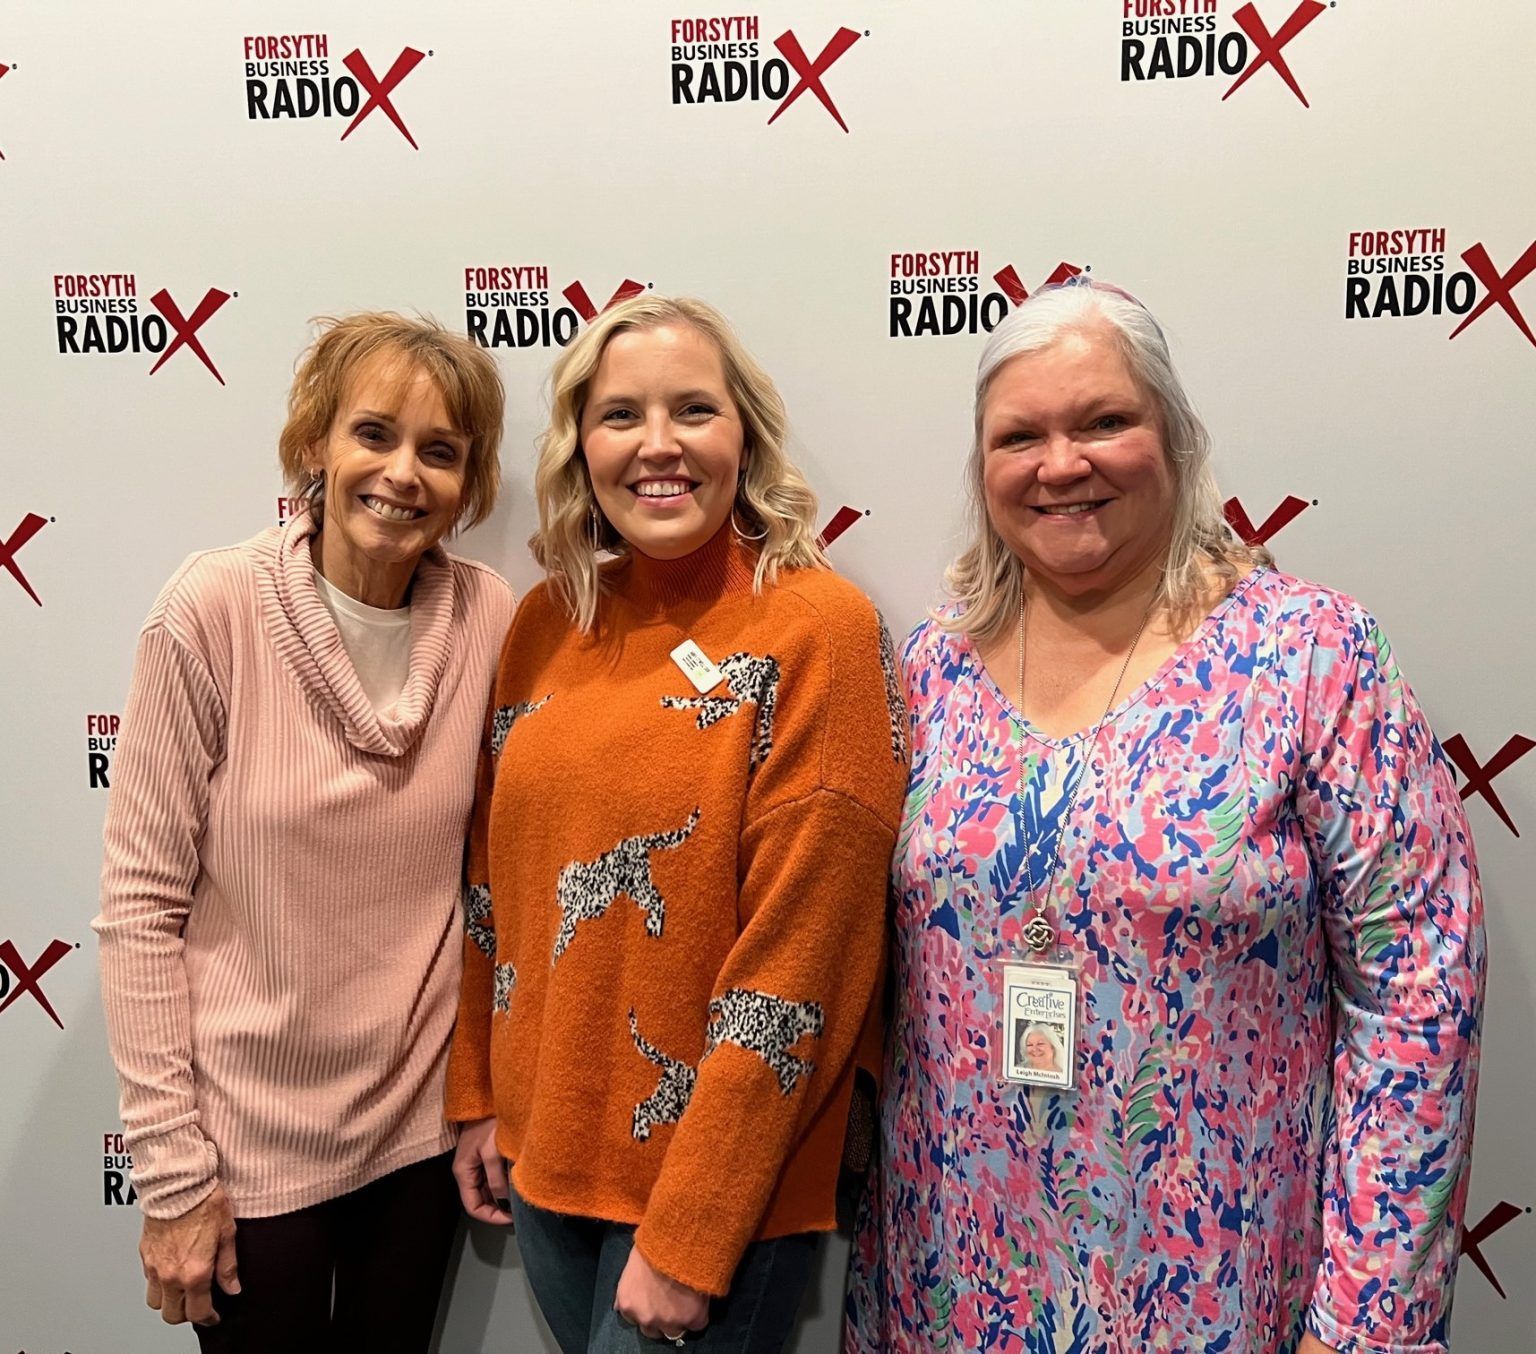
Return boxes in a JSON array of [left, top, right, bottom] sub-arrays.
[[445, 524, 908, 1296]]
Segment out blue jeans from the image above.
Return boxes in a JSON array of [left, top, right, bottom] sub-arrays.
[[508, 1190, 819, 1353]]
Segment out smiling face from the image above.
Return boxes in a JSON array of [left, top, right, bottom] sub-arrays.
[[305, 349, 469, 605], [980, 325, 1176, 600], [578, 323, 745, 561], [1024, 1030, 1058, 1071]]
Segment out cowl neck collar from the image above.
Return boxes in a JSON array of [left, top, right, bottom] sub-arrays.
[[256, 509, 456, 757]]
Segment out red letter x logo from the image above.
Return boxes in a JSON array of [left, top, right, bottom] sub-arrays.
[[1461, 1201, 1526, 1299], [817, 506, 867, 549], [992, 262, 1084, 308], [1223, 1, 1327, 107], [148, 288, 232, 385], [340, 48, 426, 149], [1223, 494, 1310, 546], [1448, 240, 1536, 350], [0, 939, 74, 1029], [561, 279, 647, 322], [0, 512, 48, 607], [1441, 733, 1535, 836], [768, 28, 863, 132]]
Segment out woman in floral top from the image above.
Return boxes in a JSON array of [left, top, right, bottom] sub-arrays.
[[846, 280, 1485, 1354]]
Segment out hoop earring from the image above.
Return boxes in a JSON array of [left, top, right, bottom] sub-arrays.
[[731, 507, 767, 542]]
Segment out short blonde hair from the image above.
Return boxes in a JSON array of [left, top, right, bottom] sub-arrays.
[[531, 295, 827, 631], [278, 312, 505, 530], [943, 281, 1269, 642]]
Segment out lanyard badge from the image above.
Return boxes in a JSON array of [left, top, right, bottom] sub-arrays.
[[999, 963, 1077, 1091], [990, 588, 1156, 1094]]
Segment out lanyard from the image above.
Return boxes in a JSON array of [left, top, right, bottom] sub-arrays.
[[1011, 588, 1156, 956]]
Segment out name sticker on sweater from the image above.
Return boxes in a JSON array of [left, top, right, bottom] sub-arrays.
[[671, 639, 725, 694]]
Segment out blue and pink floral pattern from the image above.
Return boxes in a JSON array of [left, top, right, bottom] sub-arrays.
[[846, 570, 1485, 1354]]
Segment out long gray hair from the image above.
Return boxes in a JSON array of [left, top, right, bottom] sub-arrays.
[[940, 280, 1268, 641]]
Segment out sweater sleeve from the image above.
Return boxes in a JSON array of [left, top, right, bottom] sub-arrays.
[[92, 617, 226, 1219], [444, 633, 512, 1123], [1296, 609, 1485, 1354], [634, 593, 907, 1296]]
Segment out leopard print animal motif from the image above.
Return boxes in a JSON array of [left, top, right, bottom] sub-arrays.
[[492, 962, 517, 1014], [490, 695, 551, 758], [704, 987, 825, 1096], [876, 612, 909, 763], [551, 808, 702, 963], [627, 1009, 697, 1142], [463, 883, 495, 959], [660, 652, 780, 770]]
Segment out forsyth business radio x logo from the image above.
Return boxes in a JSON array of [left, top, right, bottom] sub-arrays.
[[244, 34, 429, 147], [1121, 0, 1333, 107], [465, 267, 653, 349], [890, 255, 1083, 339], [55, 273, 235, 383], [767, 27, 863, 131]]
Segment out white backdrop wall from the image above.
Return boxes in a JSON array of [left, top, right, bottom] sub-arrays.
[[2, 1, 1532, 1350]]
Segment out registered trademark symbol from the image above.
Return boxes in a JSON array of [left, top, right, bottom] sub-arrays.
[[74, 942, 81, 949], [428, 50, 435, 57], [864, 30, 870, 36], [233, 292, 239, 298], [1311, 499, 1319, 506], [49, 516, 55, 523]]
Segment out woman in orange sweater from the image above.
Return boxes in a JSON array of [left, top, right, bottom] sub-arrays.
[[447, 296, 906, 1351]]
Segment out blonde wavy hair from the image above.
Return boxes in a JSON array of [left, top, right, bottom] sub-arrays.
[[942, 281, 1270, 643], [531, 295, 827, 631], [278, 311, 505, 531]]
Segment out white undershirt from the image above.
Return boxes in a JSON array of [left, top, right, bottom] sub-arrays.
[[313, 570, 412, 712]]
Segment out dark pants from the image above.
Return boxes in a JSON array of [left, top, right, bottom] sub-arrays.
[[509, 1190, 819, 1354], [194, 1151, 459, 1354]]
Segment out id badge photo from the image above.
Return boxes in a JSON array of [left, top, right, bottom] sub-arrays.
[[998, 961, 1078, 1092]]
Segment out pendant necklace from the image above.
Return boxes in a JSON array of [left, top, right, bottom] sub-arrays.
[[1013, 585, 1158, 955]]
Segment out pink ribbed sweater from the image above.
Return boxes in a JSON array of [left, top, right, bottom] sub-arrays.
[[94, 512, 512, 1220]]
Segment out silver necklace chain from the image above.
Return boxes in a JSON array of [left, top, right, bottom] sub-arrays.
[[1012, 587, 1158, 955]]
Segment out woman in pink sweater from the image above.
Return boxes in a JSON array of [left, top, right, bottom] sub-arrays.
[[94, 313, 514, 1352]]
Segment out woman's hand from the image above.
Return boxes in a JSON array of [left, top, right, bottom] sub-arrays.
[[615, 1246, 710, 1342], [453, 1117, 513, 1225], [140, 1184, 239, 1326], [1297, 1333, 1338, 1354]]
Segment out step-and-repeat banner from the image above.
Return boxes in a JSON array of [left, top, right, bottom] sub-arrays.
[[2, 2, 1532, 1350]]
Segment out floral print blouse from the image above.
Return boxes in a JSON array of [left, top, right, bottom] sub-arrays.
[[846, 569, 1485, 1354]]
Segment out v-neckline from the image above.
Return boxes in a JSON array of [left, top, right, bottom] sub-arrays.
[[965, 568, 1267, 750]]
